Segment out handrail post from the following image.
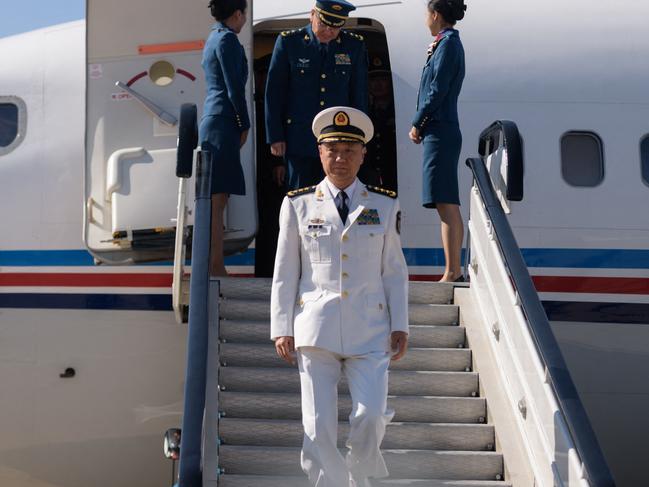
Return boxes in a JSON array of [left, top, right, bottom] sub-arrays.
[[178, 150, 213, 487]]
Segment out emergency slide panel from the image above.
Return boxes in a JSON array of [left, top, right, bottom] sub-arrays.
[[85, 0, 255, 263]]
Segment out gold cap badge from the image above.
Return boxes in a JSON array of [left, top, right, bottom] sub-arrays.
[[334, 111, 349, 126]]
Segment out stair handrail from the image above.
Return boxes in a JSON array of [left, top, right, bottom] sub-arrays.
[[466, 120, 615, 487], [174, 103, 212, 487], [177, 149, 212, 487]]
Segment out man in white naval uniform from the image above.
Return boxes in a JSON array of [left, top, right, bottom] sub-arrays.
[[271, 106, 409, 487]]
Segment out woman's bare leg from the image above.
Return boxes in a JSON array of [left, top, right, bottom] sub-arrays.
[[209, 193, 229, 277], [436, 203, 464, 282]]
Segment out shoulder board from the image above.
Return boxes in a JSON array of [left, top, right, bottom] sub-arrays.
[[366, 185, 397, 199], [287, 185, 318, 198], [281, 28, 304, 37], [342, 31, 364, 41]]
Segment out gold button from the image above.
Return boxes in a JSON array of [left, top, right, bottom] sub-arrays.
[[342, 254, 349, 261], [321, 73, 327, 79], [287, 119, 292, 124], [342, 235, 349, 242], [321, 87, 326, 92], [320, 101, 325, 106], [300, 69, 305, 74], [299, 299, 304, 306], [342, 272, 349, 279], [342, 291, 349, 298]]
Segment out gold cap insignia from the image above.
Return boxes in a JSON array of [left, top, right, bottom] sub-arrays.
[[334, 111, 349, 126], [332, 4, 343, 10]]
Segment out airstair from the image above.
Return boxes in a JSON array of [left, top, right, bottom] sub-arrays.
[[214, 278, 508, 487], [170, 114, 615, 487]]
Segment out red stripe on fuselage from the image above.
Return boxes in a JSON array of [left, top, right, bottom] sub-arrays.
[[0, 274, 647, 295], [532, 276, 649, 295], [0, 273, 172, 288]]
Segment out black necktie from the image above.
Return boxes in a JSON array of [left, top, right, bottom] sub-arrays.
[[319, 42, 328, 61], [336, 190, 349, 224]]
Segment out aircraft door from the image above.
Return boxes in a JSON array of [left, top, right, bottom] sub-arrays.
[[85, 0, 256, 264]]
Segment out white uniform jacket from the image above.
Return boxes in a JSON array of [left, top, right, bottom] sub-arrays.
[[271, 178, 409, 356]]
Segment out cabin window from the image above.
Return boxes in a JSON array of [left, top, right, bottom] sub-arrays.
[[641, 136, 649, 186], [0, 103, 18, 147], [0, 96, 27, 155], [560, 132, 604, 187]]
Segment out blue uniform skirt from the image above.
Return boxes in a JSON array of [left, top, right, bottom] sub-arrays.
[[421, 122, 462, 208], [199, 115, 246, 196]]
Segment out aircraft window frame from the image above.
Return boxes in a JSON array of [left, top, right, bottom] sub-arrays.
[[560, 131, 605, 188], [0, 96, 27, 156], [641, 135, 649, 187]]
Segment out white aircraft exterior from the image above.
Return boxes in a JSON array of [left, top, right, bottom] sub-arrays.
[[0, 0, 647, 486]]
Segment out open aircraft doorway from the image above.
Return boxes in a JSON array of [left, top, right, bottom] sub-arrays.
[[84, 0, 257, 265], [252, 17, 398, 276]]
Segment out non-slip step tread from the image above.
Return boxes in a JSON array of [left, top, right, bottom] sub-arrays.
[[219, 446, 503, 479], [219, 367, 479, 397], [220, 343, 472, 371], [219, 418, 495, 450], [220, 301, 459, 326], [218, 278, 457, 305], [218, 475, 510, 487], [219, 322, 466, 348], [219, 392, 486, 423]]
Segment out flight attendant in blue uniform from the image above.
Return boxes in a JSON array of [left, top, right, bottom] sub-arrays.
[[200, 0, 250, 276], [265, 0, 369, 191], [410, 0, 467, 282]]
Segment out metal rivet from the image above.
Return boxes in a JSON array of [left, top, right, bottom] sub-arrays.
[[478, 416, 485, 423]]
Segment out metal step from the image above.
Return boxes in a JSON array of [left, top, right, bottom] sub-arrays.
[[220, 343, 472, 371], [219, 392, 487, 423], [219, 446, 504, 480], [219, 322, 466, 348], [219, 367, 479, 397], [219, 278, 456, 305], [220, 300, 459, 326], [218, 476, 511, 487], [408, 281, 454, 305], [219, 418, 495, 451]]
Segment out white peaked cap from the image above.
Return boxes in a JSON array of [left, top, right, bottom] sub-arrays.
[[312, 106, 374, 145]]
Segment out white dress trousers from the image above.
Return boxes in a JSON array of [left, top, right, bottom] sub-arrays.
[[298, 347, 394, 487]]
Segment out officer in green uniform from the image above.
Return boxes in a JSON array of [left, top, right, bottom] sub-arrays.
[[265, 0, 369, 191]]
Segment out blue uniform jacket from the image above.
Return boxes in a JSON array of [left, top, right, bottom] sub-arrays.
[[265, 25, 369, 157], [413, 29, 465, 132], [201, 22, 250, 131]]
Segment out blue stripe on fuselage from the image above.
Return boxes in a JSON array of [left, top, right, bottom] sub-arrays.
[[1, 248, 649, 269]]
